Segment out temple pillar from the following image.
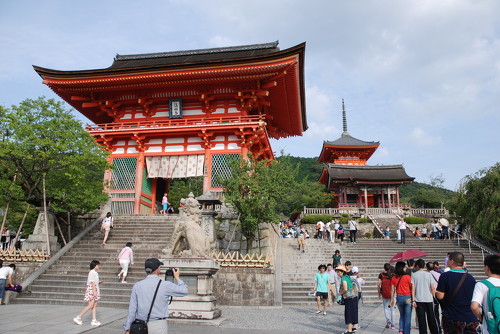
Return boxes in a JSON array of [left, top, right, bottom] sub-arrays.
[[203, 149, 212, 192], [150, 178, 158, 214], [364, 186, 368, 209], [133, 152, 145, 214], [381, 189, 385, 208], [396, 186, 401, 208]]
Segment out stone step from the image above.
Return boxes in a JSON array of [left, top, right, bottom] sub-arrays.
[[14, 296, 130, 309]]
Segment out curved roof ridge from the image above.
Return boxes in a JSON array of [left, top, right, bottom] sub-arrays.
[[114, 41, 280, 61], [324, 133, 379, 147], [326, 164, 405, 169]]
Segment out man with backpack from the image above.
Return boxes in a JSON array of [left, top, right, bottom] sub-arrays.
[[378, 263, 396, 329], [471, 254, 500, 334]]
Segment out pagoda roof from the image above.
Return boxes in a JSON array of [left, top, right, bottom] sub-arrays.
[[317, 132, 380, 163], [324, 132, 379, 147], [33, 42, 307, 138], [323, 164, 414, 184]]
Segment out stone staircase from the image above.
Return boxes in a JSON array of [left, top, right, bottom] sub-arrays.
[[370, 215, 415, 240], [13, 215, 177, 308], [281, 237, 488, 305]]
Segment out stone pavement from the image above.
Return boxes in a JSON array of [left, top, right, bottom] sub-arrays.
[[0, 302, 400, 334]]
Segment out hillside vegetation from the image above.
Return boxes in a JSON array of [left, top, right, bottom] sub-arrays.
[[283, 156, 455, 208]]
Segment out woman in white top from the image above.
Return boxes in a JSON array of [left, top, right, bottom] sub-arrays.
[[73, 260, 102, 327], [100, 212, 113, 245]]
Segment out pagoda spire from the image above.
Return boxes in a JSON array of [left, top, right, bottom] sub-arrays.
[[342, 99, 349, 135]]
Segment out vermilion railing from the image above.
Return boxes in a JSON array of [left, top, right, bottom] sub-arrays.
[[86, 115, 265, 132]]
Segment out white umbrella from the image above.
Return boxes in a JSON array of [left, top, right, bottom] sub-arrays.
[[439, 218, 449, 227]]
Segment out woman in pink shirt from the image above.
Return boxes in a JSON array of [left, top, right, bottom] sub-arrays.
[[116, 242, 134, 283]]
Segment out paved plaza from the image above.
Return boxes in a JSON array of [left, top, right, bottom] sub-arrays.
[[0, 302, 397, 334]]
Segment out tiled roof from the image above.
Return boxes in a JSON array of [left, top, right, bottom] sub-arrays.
[[326, 164, 414, 182], [324, 133, 379, 147], [110, 41, 280, 69]]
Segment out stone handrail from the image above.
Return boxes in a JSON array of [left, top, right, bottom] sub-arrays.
[[301, 207, 450, 218], [409, 208, 449, 216], [366, 208, 404, 215], [301, 207, 360, 218], [19, 213, 105, 290], [367, 214, 384, 237]]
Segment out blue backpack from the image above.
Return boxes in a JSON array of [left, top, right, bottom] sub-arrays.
[[481, 280, 500, 334]]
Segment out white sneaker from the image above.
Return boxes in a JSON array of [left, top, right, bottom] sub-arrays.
[[91, 319, 101, 326], [73, 316, 83, 325]]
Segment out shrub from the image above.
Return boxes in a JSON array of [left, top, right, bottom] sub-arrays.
[[300, 215, 334, 225], [364, 232, 372, 239], [339, 214, 351, 225], [404, 216, 428, 225], [358, 217, 372, 223]]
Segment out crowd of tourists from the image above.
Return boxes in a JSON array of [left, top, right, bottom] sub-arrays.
[[280, 218, 360, 247], [310, 251, 366, 334], [309, 251, 499, 334]]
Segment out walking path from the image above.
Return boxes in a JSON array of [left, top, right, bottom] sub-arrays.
[[0, 302, 398, 334]]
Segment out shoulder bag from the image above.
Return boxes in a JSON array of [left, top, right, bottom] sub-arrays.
[[130, 280, 162, 334], [439, 273, 467, 311]]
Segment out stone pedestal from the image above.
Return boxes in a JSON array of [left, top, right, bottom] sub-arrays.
[[23, 210, 60, 254], [161, 258, 221, 319]]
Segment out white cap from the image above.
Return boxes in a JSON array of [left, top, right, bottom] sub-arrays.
[[351, 266, 359, 273]]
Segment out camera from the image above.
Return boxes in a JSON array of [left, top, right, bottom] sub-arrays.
[[164, 268, 176, 280]]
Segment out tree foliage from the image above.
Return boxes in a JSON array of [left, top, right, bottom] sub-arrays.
[[168, 176, 204, 213], [221, 154, 298, 251], [399, 179, 455, 208], [449, 163, 500, 244], [0, 97, 110, 216]]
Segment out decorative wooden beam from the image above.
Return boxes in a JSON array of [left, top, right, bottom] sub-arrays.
[[261, 80, 277, 89], [71, 96, 89, 101], [132, 132, 148, 152]]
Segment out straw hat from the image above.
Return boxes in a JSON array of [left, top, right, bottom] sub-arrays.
[[335, 264, 348, 272]]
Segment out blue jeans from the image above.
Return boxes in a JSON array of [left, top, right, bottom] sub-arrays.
[[396, 294, 412, 334], [382, 298, 396, 325]]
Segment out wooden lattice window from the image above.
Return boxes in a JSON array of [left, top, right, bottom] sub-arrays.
[[211, 154, 239, 188], [111, 158, 137, 190]]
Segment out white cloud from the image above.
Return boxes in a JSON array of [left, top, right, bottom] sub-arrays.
[[409, 128, 442, 147]]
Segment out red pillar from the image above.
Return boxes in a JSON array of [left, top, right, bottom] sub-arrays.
[[203, 148, 211, 192], [133, 151, 145, 214], [150, 178, 158, 214]]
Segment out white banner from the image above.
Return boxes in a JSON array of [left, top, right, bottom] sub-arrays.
[[146, 155, 204, 179]]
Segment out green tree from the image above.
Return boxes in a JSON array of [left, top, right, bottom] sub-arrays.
[[168, 177, 204, 213], [221, 154, 297, 252], [0, 97, 110, 217], [450, 163, 500, 248]]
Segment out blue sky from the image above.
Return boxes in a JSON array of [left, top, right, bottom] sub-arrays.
[[1, 0, 499, 190]]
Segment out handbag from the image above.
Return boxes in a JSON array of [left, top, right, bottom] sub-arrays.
[[130, 280, 162, 334]]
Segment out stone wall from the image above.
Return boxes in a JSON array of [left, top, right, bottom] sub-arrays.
[[2, 262, 43, 283], [2, 262, 43, 303], [213, 267, 275, 306]]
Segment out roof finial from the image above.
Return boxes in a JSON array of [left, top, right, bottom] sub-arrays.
[[342, 99, 349, 135]]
